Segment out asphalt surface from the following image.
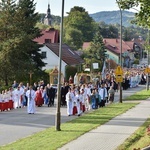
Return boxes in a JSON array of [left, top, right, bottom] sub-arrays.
[[0, 85, 146, 147], [0, 104, 77, 146]]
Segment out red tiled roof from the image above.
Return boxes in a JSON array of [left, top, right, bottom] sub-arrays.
[[103, 38, 133, 55], [125, 41, 134, 49], [82, 38, 133, 56], [45, 43, 84, 65], [34, 28, 59, 44]]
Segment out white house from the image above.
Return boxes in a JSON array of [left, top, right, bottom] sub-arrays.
[[40, 43, 83, 77]]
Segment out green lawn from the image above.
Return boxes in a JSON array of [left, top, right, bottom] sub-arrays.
[[117, 118, 150, 150], [0, 103, 137, 150], [124, 89, 150, 100]]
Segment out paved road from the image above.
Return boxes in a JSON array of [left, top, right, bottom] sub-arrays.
[[0, 85, 145, 146], [0, 105, 77, 146]]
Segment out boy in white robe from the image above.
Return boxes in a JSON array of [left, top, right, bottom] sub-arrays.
[[65, 88, 74, 116], [74, 91, 81, 116], [13, 87, 22, 109]]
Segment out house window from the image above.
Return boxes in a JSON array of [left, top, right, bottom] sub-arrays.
[[45, 39, 51, 43], [41, 51, 47, 58]]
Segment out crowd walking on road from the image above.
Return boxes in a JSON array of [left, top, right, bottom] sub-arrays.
[[0, 68, 147, 116]]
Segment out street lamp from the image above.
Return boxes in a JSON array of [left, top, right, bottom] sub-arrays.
[[116, 0, 123, 103], [55, 0, 65, 131], [146, 29, 150, 90]]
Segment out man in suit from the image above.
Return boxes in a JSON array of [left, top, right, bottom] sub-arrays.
[[61, 83, 66, 106], [47, 84, 56, 107]]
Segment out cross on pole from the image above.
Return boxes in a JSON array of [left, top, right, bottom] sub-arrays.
[[28, 71, 33, 85]]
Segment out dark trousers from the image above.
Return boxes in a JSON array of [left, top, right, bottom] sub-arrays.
[[61, 95, 66, 106], [48, 97, 52, 107], [51, 97, 55, 106], [98, 99, 106, 107]]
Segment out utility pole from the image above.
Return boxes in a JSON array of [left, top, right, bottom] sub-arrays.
[[146, 29, 150, 90], [116, 0, 123, 103], [55, 0, 65, 131]]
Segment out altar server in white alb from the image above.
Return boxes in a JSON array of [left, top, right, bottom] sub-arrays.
[[13, 86, 22, 109], [74, 90, 82, 116], [26, 86, 36, 114], [66, 88, 74, 116], [98, 83, 108, 107]]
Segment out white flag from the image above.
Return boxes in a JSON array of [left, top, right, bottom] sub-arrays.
[[101, 61, 106, 80]]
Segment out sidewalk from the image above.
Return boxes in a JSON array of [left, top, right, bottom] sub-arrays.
[[58, 86, 150, 150]]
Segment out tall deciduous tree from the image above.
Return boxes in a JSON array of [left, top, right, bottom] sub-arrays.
[[99, 21, 119, 38], [64, 6, 97, 49], [64, 27, 83, 49], [118, 0, 150, 28]]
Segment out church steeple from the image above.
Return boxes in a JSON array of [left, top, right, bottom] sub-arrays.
[[44, 3, 52, 26], [47, 3, 51, 18]]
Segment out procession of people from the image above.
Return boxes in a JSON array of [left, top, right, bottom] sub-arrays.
[[0, 67, 147, 116]]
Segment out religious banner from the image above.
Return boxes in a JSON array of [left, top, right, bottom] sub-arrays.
[[101, 61, 106, 80]]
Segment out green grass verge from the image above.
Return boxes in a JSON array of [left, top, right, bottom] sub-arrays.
[[0, 103, 137, 150], [124, 89, 150, 100], [117, 118, 150, 150]]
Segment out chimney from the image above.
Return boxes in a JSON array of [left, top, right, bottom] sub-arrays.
[[45, 39, 51, 43]]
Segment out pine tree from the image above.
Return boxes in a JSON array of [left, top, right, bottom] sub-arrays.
[[0, 0, 45, 85], [0, 0, 18, 85], [82, 28, 107, 72], [16, 0, 45, 69], [89, 27, 107, 70]]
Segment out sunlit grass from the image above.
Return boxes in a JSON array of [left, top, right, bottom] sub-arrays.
[[124, 89, 150, 100], [117, 118, 150, 150]]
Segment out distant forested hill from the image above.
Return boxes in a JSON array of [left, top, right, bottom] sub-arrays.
[[90, 10, 135, 27], [38, 10, 135, 27]]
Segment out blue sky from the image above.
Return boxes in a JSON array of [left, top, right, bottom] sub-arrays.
[[35, 0, 121, 16]]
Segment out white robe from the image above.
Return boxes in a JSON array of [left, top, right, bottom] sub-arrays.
[[13, 89, 22, 108], [98, 88, 108, 100], [74, 94, 81, 115], [26, 89, 36, 114], [66, 92, 74, 116]]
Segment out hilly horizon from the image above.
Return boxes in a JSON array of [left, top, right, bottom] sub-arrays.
[[40, 10, 135, 27], [89, 10, 135, 27]]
